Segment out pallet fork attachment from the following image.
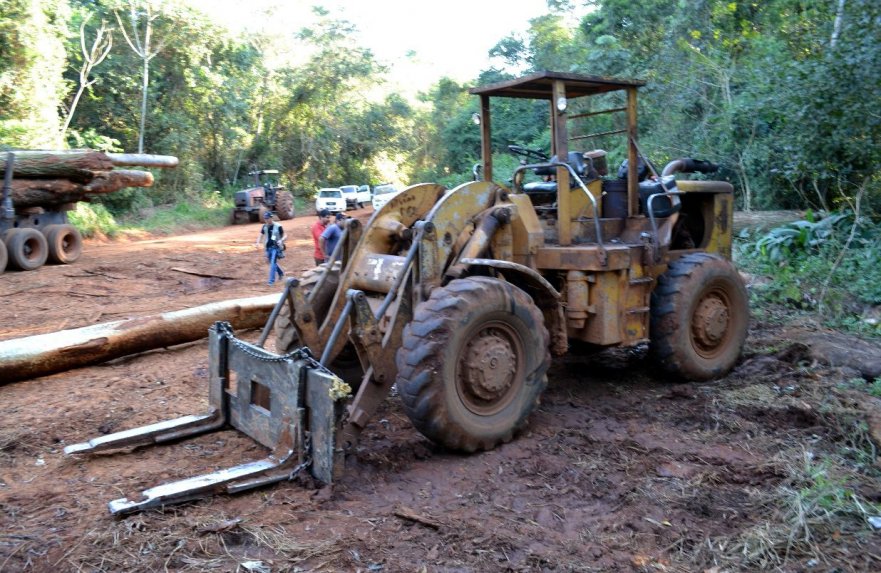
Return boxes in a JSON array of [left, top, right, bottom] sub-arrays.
[[64, 321, 350, 515]]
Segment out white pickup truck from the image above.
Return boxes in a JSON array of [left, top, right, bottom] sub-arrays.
[[340, 185, 371, 209], [314, 188, 346, 213]]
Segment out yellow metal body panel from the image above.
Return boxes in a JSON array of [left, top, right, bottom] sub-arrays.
[[677, 180, 734, 259], [568, 178, 603, 219], [507, 193, 543, 267], [422, 180, 507, 271]]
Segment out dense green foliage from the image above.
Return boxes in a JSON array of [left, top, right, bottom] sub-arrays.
[[0, 0, 878, 219], [737, 209, 881, 336]]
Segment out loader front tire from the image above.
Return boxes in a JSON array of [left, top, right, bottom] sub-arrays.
[[275, 265, 340, 353], [650, 253, 748, 381], [396, 277, 550, 452]]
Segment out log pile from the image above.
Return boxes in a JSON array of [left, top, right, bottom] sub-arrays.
[[1, 150, 179, 209]]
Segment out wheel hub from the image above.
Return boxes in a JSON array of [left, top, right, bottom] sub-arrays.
[[461, 330, 517, 402], [692, 294, 729, 349]]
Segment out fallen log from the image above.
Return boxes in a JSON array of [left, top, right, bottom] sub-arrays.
[[9, 170, 154, 208], [0, 293, 280, 384]]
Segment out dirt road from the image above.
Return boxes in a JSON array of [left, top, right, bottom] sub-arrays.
[[1, 211, 880, 572]]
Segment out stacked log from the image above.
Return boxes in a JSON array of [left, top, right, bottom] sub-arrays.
[[1, 150, 178, 209]]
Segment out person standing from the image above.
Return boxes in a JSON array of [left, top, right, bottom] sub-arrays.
[[311, 209, 331, 265], [319, 212, 346, 263], [256, 211, 285, 285]]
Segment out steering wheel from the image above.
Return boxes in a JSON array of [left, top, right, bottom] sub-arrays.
[[508, 145, 549, 162]]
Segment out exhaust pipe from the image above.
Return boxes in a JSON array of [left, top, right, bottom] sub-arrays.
[[662, 158, 719, 177]]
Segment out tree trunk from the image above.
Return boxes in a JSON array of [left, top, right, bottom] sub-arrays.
[[0, 294, 280, 384], [831, 0, 846, 48], [10, 170, 155, 208], [1, 151, 114, 181], [138, 55, 148, 153], [106, 153, 178, 168]]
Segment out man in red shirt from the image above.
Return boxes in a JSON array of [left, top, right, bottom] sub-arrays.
[[311, 209, 332, 265]]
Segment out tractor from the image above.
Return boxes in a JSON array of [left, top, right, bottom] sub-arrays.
[[67, 72, 749, 514], [231, 169, 295, 224]]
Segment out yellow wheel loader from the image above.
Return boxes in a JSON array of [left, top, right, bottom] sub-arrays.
[[67, 72, 748, 514]]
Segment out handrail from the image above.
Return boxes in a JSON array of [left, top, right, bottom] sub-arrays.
[[512, 160, 606, 262], [646, 191, 684, 262]]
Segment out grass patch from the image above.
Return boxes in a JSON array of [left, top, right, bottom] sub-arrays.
[[735, 211, 881, 337], [67, 202, 121, 239], [686, 449, 881, 571], [121, 194, 234, 234], [69, 192, 235, 239]]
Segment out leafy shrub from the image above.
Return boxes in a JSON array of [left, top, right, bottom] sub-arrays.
[[739, 210, 881, 335], [67, 202, 120, 238], [753, 210, 849, 262]]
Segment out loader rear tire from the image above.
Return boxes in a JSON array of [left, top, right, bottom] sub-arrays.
[[276, 191, 295, 220], [5, 228, 48, 271], [45, 224, 83, 264], [396, 277, 550, 452], [650, 253, 749, 381], [0, 239, 7, 273]]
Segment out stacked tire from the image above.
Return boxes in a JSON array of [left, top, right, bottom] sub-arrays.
[[0, 224, 82, 274]]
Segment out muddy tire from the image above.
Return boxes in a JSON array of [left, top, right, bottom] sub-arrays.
[[274, 265, 340, 353], [650, 253, 749, 381], [44, 224, 83, 264], [274, 263, 364, 384], [231, 210, 250, 225], [396, 277, 550, 452], [276, 191, 295, 220], [0, 238, 7, 273], [5, 228, 48, 271]]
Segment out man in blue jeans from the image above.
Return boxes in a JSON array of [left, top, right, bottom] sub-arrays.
[[256, 211, 285, 285]]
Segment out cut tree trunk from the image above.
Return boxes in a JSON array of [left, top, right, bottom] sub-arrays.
[[9, 170, 155, 208], [0, 294, 280, 384], [105, 153, 179, 169], [0, 151, 114, 182]]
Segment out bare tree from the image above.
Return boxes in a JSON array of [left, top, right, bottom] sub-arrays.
[[60, 16, 113, 144], [115, 1, 164, 153], [830, 0, 846, 48]]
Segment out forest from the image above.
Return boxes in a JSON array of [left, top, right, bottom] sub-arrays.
[[1, 0, 878, 212], [1, 0, 880, 329]]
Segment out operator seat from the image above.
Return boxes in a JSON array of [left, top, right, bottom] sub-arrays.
[[522, 151, 588, 196]]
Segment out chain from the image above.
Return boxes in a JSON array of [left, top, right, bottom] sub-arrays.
[[287, 433, 313, 481], [214, 322, 336, 376]]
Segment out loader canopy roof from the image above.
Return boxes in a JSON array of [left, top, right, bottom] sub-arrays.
[[468, 71, 645, 99], [469, 71, 648, 243]]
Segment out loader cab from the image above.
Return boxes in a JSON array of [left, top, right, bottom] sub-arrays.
[[469, 72, 646, 247]]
